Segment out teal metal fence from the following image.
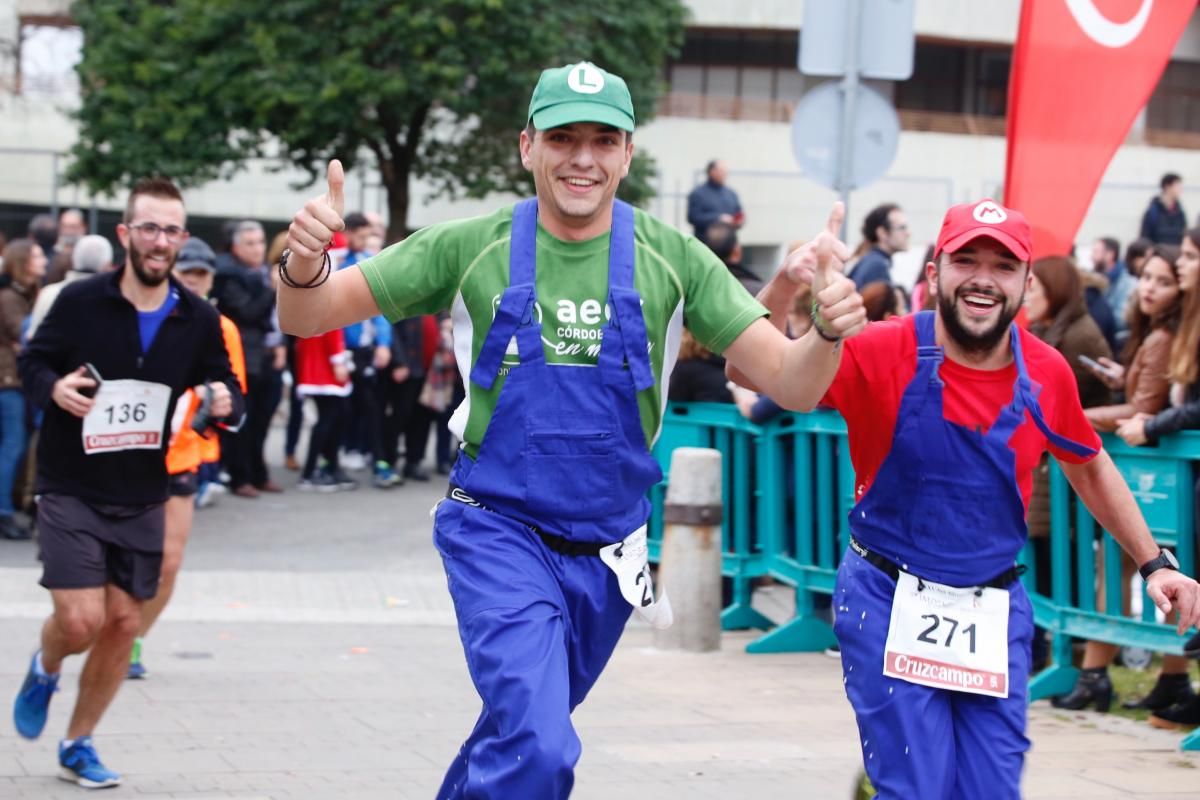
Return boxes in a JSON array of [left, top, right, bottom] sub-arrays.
[[649, 402, 1200, 750]]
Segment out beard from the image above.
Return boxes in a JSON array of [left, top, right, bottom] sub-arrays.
[[129, 243, 174, 288], [937, 279, 1023, 356]]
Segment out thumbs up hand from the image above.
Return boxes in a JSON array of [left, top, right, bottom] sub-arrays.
[[802, 202, 866, 342], [286, 159, 346, 262]]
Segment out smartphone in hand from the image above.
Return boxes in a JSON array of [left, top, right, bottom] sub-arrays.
[[1078, 354, 1118, 380], [79, 362, 103, 399]]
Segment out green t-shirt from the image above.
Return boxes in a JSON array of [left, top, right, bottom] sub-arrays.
[[359, 204, 766, 458]]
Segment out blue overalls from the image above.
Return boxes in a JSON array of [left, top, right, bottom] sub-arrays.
[[433, 198, 662, 800], [834, 311, 1096, 799]]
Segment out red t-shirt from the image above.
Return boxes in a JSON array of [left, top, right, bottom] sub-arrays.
[[822, 316, 1101, 512]]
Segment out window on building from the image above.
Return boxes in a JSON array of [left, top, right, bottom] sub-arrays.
[[17, 16, 82, 100], [973, 49, 1010, 118], [1146, 60, 1200, 141], [889, 42, 1009, 135], [662, 28, 800, 123], [893, 44, 965, 114], [663, 31, 1011, 134]]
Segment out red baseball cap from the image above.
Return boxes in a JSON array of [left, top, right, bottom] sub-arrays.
[[934, 199, 1032, 262]]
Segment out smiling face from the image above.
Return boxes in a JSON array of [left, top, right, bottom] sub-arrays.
[[117, 194, 187, 288], [520, 122, 633, 240], [929, 238, 1029, 356]]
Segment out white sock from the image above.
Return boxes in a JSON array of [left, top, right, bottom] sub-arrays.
[[61, 738, 75, 749], [35, 651, 60, 678]]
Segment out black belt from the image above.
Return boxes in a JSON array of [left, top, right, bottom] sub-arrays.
[[445, 485, 606, 557], [850, 537, 1025, 591]]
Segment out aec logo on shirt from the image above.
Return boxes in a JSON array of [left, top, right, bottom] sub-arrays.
[[493, 294, 611, 370]]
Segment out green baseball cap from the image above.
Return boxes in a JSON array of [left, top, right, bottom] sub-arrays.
[[527, 61, 635, 133]]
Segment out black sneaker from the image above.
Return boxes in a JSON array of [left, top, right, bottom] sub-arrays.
[[298, 473, 339, 493], [329, 469, 359, 491], [403, 464, 431, 482], [0, 514, 30, 541]]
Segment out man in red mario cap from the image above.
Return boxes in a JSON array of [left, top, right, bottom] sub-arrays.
[[738, 198, 1200, 798]]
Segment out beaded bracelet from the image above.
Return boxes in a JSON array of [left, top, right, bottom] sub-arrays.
[[278, 248, 331, 289], [810, 301, 842, 343]]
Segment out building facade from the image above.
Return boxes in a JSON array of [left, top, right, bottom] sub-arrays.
[[2, 0, 1198, 288]]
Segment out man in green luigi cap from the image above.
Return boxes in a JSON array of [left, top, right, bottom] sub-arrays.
[[277, 61, 866, 798]]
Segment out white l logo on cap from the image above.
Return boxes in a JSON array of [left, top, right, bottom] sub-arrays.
[[973, 201, 1008, 224], [567, 63, 605, 94]]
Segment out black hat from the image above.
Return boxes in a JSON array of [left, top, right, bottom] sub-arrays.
[[176, 238, 216, 273]]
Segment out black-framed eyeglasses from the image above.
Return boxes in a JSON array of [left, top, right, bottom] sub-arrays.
[[129, 222, 188, 243]]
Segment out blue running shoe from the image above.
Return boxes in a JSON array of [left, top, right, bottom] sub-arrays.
[[59, 737, 121, 789], [13, 650, 58, 740]]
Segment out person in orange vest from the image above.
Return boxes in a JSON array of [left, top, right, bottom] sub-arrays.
[[128, 239, 247, 679]]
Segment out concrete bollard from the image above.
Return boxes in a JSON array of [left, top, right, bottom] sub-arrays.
[[654, 447, 723, 652]]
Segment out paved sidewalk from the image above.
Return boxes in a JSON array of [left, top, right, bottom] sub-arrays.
[[1, 567, 1198, 799], [0, 464, 1197, 798]]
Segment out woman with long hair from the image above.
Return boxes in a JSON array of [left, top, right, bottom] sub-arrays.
[[1113, 228, 1200, 728], [1025, 256, 1113, 407], [1087, 246, 1183, 430], [1021, 257, 1112, 672], [0, 239, 46, 539], [1051, 246, 1185, 712]]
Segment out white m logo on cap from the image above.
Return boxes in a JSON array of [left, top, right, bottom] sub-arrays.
[[567, 63, 605, 94], [973, 201, 1008, 224]]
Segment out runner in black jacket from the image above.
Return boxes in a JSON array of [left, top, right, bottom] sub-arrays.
[[11, 177, 243, 790]]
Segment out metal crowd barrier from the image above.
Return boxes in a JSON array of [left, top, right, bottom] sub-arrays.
[[648, 402, 1200, 750]]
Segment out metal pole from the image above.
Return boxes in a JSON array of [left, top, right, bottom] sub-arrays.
[[675, 178, 683, 231], [358, 160, 367, 215], [836, 0, 862, 242], [50, 152, 61, 219]]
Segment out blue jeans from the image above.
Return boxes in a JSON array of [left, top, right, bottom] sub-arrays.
[[0, 389, 26, 516]]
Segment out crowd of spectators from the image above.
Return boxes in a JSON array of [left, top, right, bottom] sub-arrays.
[[0, 206, 463, 539]]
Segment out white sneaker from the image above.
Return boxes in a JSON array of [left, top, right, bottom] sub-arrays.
[[194, 483, 217, 509], [341, 451, 367, 471]]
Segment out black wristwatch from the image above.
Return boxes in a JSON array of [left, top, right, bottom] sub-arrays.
[[1139, 548, 1180, 580]]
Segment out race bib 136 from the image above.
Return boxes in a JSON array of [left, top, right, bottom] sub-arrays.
[[81, 379, 172, 454]]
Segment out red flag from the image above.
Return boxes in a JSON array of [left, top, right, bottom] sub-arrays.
[[1004, 0, 1195, 259]]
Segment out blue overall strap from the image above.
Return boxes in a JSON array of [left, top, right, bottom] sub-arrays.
[[605, 201, 655, 392], [468, 199, 538, 390], [913, 311, 943, 364], [913, 311, 945, 377], [1009, 323, 1099, 458]]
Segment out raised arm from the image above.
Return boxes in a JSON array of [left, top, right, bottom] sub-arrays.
[[277, 160, 382, 338], [724, 203, 865, 411]]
